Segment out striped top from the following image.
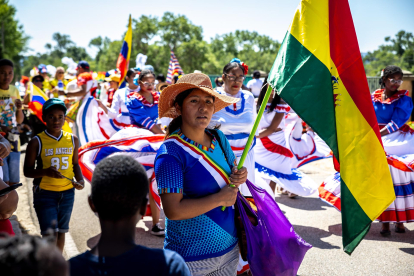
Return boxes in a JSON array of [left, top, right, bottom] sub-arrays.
[[154, 129, 238, 262]]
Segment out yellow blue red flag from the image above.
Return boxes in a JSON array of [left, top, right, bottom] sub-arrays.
[[28, 83, 72, 133], [117, 15, 132, 89]]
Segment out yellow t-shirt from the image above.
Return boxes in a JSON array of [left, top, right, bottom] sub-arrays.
[[49, 79, 68, 98], [34, 130, 75, 191], [0, 85, 21, 152]]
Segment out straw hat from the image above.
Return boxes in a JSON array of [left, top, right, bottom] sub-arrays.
[[156, 82, 169, 92], [158, 73, 239, 118]]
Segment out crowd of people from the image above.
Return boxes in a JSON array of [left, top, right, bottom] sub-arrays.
[[0, 54, 412, 275]]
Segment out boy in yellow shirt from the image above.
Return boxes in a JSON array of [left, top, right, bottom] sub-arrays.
[[24, 98, 84, 252]]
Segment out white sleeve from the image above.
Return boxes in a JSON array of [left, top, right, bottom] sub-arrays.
[[107, 89, 122, 119], [246, 80, 253, 89]]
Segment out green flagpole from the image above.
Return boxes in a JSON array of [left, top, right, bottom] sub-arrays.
[[222, 85, 273, 211]]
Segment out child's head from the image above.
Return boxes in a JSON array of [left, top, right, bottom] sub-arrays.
[[0, 59, 14, 88], [90, 155, 149, 221], [0, 234, 69, 276], [42, 99, 67, 132]]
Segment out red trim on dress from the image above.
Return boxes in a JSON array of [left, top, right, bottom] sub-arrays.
[[318, 183, 342, 211], [377, 209, 414, 223], [372, 89, 408, 104], [128, 91, 159, 107], [260, 137, 294, 158]]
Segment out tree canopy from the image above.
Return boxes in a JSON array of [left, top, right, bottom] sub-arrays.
[[3, 2, 412, 79], [363, 30, 414, 76]]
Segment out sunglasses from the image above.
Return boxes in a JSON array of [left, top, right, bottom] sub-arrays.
[[225, 74, 245, 82], [141, 82, 155, 87], [388, 79, 403, 85], [33, 79, 42, 83]]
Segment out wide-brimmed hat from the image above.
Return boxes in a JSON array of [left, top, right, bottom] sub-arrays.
[[105, 74, 120, 83], [158, 73, 239, 118], [156, 82, 169, 92]]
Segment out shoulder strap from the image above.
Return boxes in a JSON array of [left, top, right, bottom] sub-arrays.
[[210, 129, 233, 169]]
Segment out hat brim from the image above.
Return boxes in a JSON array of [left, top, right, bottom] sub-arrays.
[[158, 82, 239, 119]]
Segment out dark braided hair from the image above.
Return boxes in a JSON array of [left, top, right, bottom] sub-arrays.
[[257, 78, 281, 113], [165, 89, 193, 138], [0, 234, 67, 276], [379, 65, 403, 88]]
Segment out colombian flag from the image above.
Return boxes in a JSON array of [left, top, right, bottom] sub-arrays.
[[28, 84, 72, 133], [116, 15, 132, 89], [268, 0, 394, 254]]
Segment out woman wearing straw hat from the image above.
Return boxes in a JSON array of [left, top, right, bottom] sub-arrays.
[[155, 73, 247, 275]]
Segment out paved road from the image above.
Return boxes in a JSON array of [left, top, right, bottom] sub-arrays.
[[18, 154, 414, 275]]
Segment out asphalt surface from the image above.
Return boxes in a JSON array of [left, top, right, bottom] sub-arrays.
[[18, 154, 414, 275]]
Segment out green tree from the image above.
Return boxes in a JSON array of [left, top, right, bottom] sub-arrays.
[[22, 32, 92, 76], [0, 0, 29, 79], [364, 30, 414, 76]]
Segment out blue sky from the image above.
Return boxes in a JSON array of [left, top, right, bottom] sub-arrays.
[[10, 0, 414, 57]]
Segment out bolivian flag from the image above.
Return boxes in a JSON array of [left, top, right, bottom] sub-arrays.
[[28, 83, 72, 133], [268, 0, 394, 254]]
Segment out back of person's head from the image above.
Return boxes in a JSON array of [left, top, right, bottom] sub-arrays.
[[0, 234, 68, 276], [157, 74, 166, 82], [91, 155, 149, 221], [253, 70, 261, 79], [0, 59, 14, 68]]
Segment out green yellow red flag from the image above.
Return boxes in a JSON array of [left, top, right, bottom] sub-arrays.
[[267, 0, 395, 254]]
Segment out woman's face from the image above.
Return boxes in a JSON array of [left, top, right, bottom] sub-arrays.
[[109, 81, 118, 90], [126, 72, 136, 86], [178, 89, 215, 131], [222, 67, 244, 95], [384, 73, 403, 92], [139, 75, 155, 93], [56, 70, 64, 80]]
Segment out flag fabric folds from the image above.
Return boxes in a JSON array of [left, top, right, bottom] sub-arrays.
[[28, 83, 72, 133], [166, 50, 184, 83], [78, 128, 165, 209], [267, 0, 395, 254], [116, 15, 133, 89], [76, 96, 120, 146]]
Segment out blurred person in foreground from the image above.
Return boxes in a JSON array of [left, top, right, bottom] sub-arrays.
[[0, 234, 68, 276], [0, 59, 24, 186], [69, 155, 190, 276]]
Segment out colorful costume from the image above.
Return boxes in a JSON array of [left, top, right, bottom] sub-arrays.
[[255, 103, 317, 196], [107, 87, 139, 128], [209, 88, 259, 197], [154, 129, 238, 262], [284, 111, 332, 168], [319, 89, 414, 223], [126, 91, 159, 131]]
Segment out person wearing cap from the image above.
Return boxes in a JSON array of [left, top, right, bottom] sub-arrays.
[[65, 61, 97, 99], [24, 98, 84, 252], [246, 70, 263, 98], [154, 73, 247, 275], [104, 74, 120, 107]]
